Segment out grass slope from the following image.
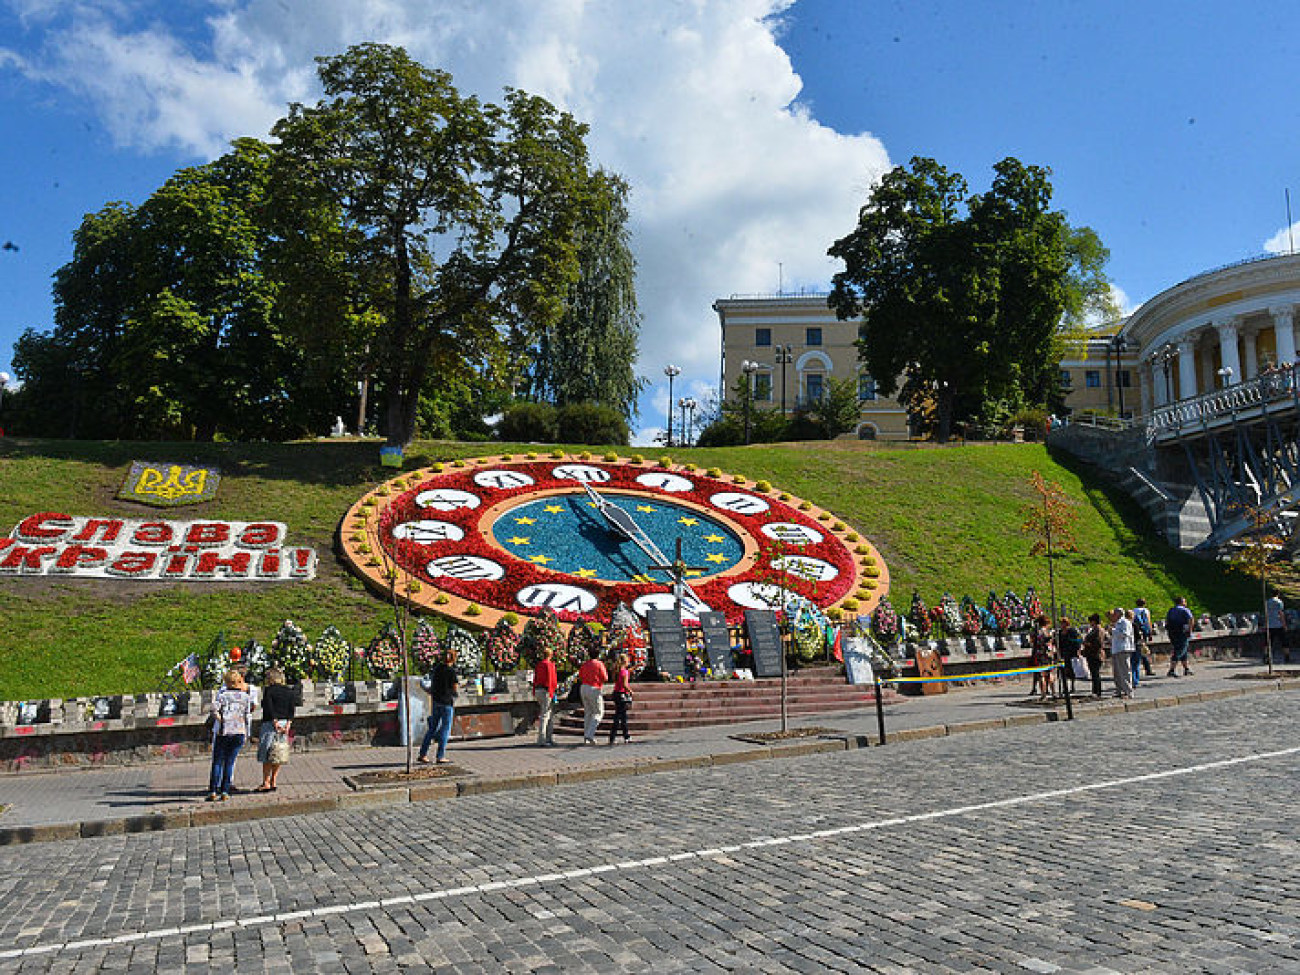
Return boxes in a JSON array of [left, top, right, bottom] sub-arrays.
[[0, 437, 1255, 699]]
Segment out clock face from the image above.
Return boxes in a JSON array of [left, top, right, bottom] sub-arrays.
[[340, 454, 887, 629]]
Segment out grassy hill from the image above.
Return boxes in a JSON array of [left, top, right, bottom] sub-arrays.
[[0, 436, 1257, 699]]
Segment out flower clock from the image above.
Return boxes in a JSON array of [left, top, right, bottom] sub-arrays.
[[341, 454, 888, 629]]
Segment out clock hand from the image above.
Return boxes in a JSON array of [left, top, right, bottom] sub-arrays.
[[582, 482, 710, 611]]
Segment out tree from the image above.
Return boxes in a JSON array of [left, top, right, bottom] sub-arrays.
[[1020, 471, 1079, 625], [828, 156, 1113, 441], [274, 43, 609, 447], [519, 172, 645, 421]]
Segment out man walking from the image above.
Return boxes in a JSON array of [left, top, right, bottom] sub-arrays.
[[1132, 597, 1156, 684], [1165, 595, 1195, 677], [1266, 592, 1288, 664]]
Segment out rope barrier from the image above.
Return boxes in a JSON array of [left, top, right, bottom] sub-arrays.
[[884, 663, 1057, 684]]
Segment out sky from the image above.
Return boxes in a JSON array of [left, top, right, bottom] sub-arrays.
[[2, 0, 1299, 445]]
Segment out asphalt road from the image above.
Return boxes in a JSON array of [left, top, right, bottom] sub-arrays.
[[2, 691, 1298, 974]]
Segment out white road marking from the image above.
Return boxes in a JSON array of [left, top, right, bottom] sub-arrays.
[[3, 744, 1297, 960]]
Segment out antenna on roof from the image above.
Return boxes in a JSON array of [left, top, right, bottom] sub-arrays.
[[1287, 190, 1295, 256], [777, 262, 783, 295]]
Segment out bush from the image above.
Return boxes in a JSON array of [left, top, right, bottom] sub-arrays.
[[555, 403, 629, 445], [497, 402, 558, 442]]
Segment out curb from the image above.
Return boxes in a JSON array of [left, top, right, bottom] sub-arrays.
[[3, 679, 1297, 847]]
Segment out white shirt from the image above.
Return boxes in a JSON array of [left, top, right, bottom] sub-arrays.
[[1110, 617, 1134, 655]]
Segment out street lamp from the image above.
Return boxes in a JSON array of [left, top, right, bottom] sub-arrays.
[[1107, 334, 1129, 416], [774, 344, 794, 414], [1155, 344, 1177, 404], [0, 371, 9, 436], [1218, 365, 1234, 389], [663, 364, 680, 447], [683, 397, 697, 445], [677, 396, 697, 447], [741, 360, 759, 445]]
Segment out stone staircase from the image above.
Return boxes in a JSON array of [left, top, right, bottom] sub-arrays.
[[555, 666, 900, 736]]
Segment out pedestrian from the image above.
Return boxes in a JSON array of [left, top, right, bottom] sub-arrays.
[[1030, 614, 1056, 700], [607, 653, 633, 745], [1109, 607, 1136, 698], [577, 646, 608, 744], [255, 667, 295, 793], [1132, 597, 1156, 683], [1265, 592, 1288, 664], [1056, 616, 1083, 695], [533, 646, 558, 747], [1082, 613, 1106, 699], [206, 668, 253, 801], [1165, 595, 1195, 677], [418, 647, 459, 764]]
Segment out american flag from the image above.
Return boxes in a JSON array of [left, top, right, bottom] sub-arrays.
[[180, 654, 200, 685]]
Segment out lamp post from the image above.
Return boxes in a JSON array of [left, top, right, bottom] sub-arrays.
[[1156, 344, 1176, 404], [741, 360, 759, 445], [684, 397, 697, 444], [0, 371, 8, 436], [774, 344, 794, 414], [1217, 365, 1234, 389], [664, 364, 680, 447], [677, 396, 697, 446], [1107, 334, 1129, 416]]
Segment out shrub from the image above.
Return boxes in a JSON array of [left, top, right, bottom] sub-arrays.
[[497, 402, 558, 443], [555, 403, 629, 445]]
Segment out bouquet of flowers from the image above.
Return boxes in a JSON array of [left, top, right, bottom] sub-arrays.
[[365, 624, 404, 678], [871, 596, 899, 644], [240, 639, 269, 685], [986, 591, 1011, 634], [794, 610, 825, 661], [483, 618, 521, 672], [1004, 590, 1030, 632], [410, 618, 442, 674], [520, 609, 565, 668], [271, 620, 312, 681], [978, 606, 998, 632], [1024, 586, 1044, 622], [907, 591, 931, 639], [203, 644, 236, 689], [960, 595, 982, 635], [939, 593, 963, 636], [928, 604, 948, 637], [445, 626, 483, 680], [605, 604, 648, 674], [564, 621, 602, 672], [311, 625, 352, 680]]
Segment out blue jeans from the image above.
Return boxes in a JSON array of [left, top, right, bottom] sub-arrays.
[[420, 704, 454, 760], [209, 733, 245, 795], [1131, 650, 1142, 687], [1169, 635, 1190, 667]]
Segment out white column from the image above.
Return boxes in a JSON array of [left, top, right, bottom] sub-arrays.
[[1150, 359, 1167, 407], [1215, 318, 1242, 385], [1140, 361, 1154, 414], [1177, 338, 1198, 400], [1242, 329, 1259, 379], [1271, 305, 1297, 366]]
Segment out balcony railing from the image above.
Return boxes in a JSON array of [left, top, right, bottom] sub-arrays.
[[1146, 369, 1300, 439]]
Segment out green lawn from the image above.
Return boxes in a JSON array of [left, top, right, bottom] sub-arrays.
[[0, 436, 1254, 699]]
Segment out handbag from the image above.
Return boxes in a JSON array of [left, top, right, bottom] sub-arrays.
[[269, 731, 291, 765], [1070, 657, 1090, 681]]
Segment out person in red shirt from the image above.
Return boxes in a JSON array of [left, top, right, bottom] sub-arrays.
[[607, 653, 633, 746], [532, 647, 558, 747], [577, 647, 608, 744]]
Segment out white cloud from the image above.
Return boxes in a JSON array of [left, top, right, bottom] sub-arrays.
[[5, 0, 892, 442], [1264, 223, 1300, 256]]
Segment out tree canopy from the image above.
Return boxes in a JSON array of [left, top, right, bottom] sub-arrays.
[[828, 156, 1114, 441]]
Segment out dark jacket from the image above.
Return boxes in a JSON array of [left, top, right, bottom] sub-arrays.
[[429, 662, 458, 706]]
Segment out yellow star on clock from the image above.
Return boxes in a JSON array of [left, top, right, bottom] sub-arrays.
[[705, 552, 727, 563], [530, 554, 554, 565], [703, 533, 725, 543], [636, 504, 657, 513], [587, 501, 599, 508], [575, 568, 598, 578], [678, 516, 699, 527], [685, 569, 704, 578], [632, 573, 654, 583], [507, 536, 531, 546], [514, 516, 536, 525], [543, 504, 564, 514]]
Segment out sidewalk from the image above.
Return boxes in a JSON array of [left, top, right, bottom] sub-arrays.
[[2, 659, 1295, 844]]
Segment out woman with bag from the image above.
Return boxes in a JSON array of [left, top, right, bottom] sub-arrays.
[[607, 653, 633, 746], [255, 667, 295, 793], [1029, 615, 1056, 701], [207, 668, 253, 801], [1082, 613, 1107, 699], [1056, 617, 1083, 695]]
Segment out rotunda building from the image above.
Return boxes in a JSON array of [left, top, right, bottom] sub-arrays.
[[1124, 253, 1300, 414]]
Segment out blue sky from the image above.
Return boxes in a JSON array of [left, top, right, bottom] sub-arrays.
[[1, 1, 1297, 443]]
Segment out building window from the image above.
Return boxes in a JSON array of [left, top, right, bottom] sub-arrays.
[[805, 327, 822, 346], [1117, 369, 1132, 388], [1059, 369, 1073, 389], [753, 373, 772, 402], [858, 374, 877, 401], [755, 327, 771, 347], [1085, 370, 1101, 388], [804, 373, 824, 402]]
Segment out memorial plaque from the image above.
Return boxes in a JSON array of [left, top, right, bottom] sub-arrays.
[[744, 609, 785, 678], [646, 608, 688, 677], [698, 611, 735, 675], [843, 636, 875, 686]]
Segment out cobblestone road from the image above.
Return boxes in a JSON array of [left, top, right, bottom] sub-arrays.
[[1, 692, 1298, 973]]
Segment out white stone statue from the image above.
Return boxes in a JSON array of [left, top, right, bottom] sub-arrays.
[[331, 416, 346, 437]]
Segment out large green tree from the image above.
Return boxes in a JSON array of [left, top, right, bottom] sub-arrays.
[[828, 156, 1113, 441], [273, 43, 610, 446]]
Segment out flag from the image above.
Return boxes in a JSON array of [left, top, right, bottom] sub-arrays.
[[180, 654, 200, 684]]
